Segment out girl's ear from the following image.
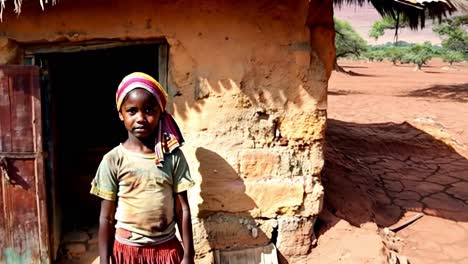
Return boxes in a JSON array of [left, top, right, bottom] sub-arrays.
[[118, 111, 124, 121]]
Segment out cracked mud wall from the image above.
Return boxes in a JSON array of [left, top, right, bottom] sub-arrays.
[[0, 0, 335, 262]]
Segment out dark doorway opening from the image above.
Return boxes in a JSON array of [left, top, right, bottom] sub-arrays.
[[35, 43, 162, 260]]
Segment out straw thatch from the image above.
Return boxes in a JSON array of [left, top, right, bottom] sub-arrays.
[[0, 0, 57, 21], [0, 0, 467, 23], [334, 0, 468, 28]]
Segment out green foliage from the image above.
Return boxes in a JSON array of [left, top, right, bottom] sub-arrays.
[[369, 20, 389, 40], [363, 42, 441, 69], [433, 15, 468, 60], [369, 15, 409, 40], [364, 47, 386, 62], [400, 42, 435, 69], [441, 50, 464, 65], [334, 18, 368, 59], [384, 46, 406, 65]]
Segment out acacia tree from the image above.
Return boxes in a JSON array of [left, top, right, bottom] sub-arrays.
[[334, 18, 367, 71], [384, 46, 406, 65], [433, 15, 468, 61], [369, 14, 409, 42], [441, 50, 464, 65], [401, 42, 435, 70]]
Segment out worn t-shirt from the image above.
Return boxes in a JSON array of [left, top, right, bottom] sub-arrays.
[[90, 144, 194, 244]]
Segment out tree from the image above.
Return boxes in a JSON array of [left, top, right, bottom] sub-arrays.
[[401, 42, 434, 70], [364, 47, 386, 62], [441, 50, 464, 65], [369, 14, 409, 42], [384, 46, 406, 65], [334, 18, 367, 71], [433, 15, 468, 60]]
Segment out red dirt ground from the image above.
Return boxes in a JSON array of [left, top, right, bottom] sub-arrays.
[[315, 59, 468, 264]]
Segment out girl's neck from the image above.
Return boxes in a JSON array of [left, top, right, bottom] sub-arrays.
[[123, 134, 155, 154]]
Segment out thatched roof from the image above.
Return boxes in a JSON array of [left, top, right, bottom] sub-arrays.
[[0, 0, 467, 24], [334, 0, 468, 28], [0, 0, 57, 21]]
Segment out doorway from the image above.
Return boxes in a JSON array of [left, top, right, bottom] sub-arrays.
[[31, 42, 165, 260]]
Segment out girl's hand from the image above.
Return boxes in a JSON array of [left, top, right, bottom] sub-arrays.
[[181, 255, 195, 264]]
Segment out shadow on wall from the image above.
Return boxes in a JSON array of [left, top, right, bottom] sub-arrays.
[[171, 55, 328, 122], [195, 147, 280, 263], [319, 119, 468, 233], [400, 82, 468, 103]]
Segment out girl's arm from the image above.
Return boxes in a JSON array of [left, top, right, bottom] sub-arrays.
[[99, 199, 116, 264], [175, 191, 195, 264]]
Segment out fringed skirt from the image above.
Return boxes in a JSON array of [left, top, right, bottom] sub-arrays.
[[111, 237, 184, 264]]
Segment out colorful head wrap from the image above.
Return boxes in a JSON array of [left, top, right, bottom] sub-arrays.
[[116, 72, 185, 167]]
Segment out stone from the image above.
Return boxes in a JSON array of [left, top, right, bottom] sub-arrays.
[[239, 149, 280, 179], [196, 177, 303, 218], [280, 111, 326, 142], [276, 216, 315, 257], [192, 214, 275, 252], [245, 178, 304, 217], [251, 227, 258, 238], [65, 243, 87, 256], [299, 183, 324, 217]]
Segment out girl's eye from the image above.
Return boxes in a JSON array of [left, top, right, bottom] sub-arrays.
[[145, 108, 155, 114], [126, 108, 137, 115]]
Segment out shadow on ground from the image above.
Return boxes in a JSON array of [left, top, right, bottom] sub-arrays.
[[400, 83, 468, 102], [318, 119, 468, 234], [328, 90, 363, 96]]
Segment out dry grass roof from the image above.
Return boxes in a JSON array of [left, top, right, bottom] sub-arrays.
[[334, 0, 468, 28], [1, 0, 467, 25]]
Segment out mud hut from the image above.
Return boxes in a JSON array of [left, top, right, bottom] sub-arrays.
[[0, 0, 463, 263]]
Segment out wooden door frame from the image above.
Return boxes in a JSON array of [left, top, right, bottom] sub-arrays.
[[24, 39, 169, 88], [22, 39, 169, 261]]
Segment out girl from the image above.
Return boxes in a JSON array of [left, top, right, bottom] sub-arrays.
[[90, 72, 195, 264]]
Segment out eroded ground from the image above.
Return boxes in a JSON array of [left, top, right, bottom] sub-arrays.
[[316, 59, 468, 264]]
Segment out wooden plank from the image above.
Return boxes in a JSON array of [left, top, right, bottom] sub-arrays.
[[0, 66, 13, 264], [158, 43, 168, 89], [0, 66, 50, 264], [0, 68, 12, 152], [10, 69, 34, 152], [31, 67, 50, 263], [24, 39, 166, 55], [5, 159, 41, 263], [214, 243, 279, 264]]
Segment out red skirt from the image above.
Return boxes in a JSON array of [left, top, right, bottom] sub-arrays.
[[111, 237, 184, 264]]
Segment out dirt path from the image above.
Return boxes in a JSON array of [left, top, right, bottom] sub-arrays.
[[319, 59, 468, 263]]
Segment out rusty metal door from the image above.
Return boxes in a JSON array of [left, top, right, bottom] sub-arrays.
[[0, 66, 50, 263]]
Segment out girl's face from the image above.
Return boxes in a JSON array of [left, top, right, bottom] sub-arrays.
[[119, 88, 161, 140]]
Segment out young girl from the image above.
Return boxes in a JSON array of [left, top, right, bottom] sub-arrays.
[[90, 72, 195, 264]]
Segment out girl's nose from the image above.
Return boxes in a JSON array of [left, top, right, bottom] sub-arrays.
[[135, 112, 146, 122]]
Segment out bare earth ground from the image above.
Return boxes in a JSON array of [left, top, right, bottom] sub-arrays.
[[313, 59, 468, 263]]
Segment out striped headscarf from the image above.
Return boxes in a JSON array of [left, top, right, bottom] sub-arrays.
[[116, 72, 184, 167]]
